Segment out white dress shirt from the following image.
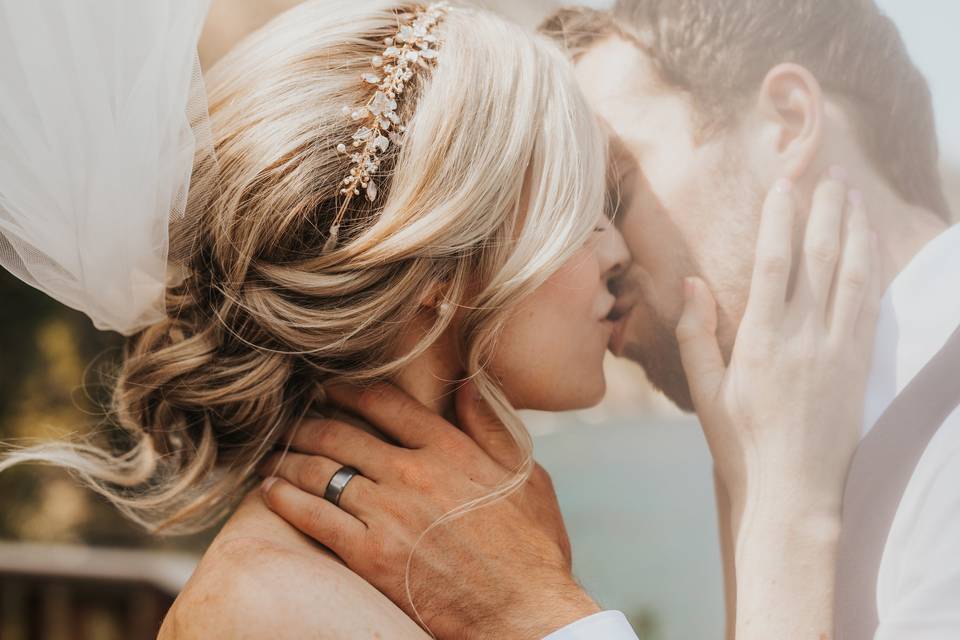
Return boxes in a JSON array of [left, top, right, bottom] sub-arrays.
[[867, 223, 960, 639], [545, 224, 960, 640]]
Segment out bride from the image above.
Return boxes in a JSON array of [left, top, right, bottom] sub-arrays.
[[0, 1, 878, 639]]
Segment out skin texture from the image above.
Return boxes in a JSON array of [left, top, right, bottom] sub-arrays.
[[578, 36, 947, 638], [260, 176, 883, 640], [159, 212, 629, 639], [491, 214, 629, 412], [254, 28, 952, 640], [577, 37, 764, 411], [158, 493, 430, 640], [259, 384, 601, 640], [678, 179, 882, 639]]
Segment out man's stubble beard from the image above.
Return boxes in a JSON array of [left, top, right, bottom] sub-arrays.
[[622, 296, 696, 412], [619, 151, 764, 414]]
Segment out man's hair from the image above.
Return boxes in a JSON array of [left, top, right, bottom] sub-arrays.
[[542, 0, 952, 220]]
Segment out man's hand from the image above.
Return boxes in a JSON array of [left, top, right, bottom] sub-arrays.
[[258, 382, 599, 640]]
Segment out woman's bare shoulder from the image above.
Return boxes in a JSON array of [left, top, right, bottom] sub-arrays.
[[159, 496, 429, 640]]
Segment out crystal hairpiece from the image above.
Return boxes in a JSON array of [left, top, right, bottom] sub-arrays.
[[324, 2, 451, 252]]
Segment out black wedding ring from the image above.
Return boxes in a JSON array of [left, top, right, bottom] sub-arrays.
[[323, 466, 360, 507]]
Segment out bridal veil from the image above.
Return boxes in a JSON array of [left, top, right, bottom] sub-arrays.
[[0, 0, 216, 335]]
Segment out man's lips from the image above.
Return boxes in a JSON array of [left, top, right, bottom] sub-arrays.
[[606, 298, 637, 356]]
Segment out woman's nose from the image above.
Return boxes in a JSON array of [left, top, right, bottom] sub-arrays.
[[596, 217, 631, 281]]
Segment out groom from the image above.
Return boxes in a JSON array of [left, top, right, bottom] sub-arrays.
[[261, 0, 960, 638]]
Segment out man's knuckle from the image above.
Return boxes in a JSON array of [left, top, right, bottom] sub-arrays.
[[393, 403, 424, 432], [309, 424, 336, 450], [394, 457, 430, 491], [299, 459, 329, 490], [381, 536, 409, 563], [436, 431, 471, 459], [354, 388, 378, 416], [305, 505, 337, 539]]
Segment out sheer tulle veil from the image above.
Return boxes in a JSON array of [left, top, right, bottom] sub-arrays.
[[0, 0, 216, 334]]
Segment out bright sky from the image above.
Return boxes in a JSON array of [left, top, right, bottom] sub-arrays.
[[875, 0, 960, 165], [577, 0, 960, 166]]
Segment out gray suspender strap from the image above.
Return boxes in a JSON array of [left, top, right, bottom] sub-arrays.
[[835, 323, 960, 640]]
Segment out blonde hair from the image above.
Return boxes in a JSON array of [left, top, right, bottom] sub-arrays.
[[1, 0, 606, 535]]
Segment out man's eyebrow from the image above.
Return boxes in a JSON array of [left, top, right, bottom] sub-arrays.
[[604, 159, 625, 220], [609, 134, 636, 175], [604, 133, 638, 220]]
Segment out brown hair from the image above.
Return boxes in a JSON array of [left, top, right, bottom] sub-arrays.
[[543, 0, 952, 220]]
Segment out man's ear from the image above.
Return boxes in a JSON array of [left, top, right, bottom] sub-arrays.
[[753, 63, 824, 180]]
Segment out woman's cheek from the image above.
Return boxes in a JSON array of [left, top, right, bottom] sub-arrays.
[[488, 249, 608, 411], [514, 302, 607, 409]]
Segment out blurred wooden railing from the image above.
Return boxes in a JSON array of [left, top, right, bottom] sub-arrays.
[[0, 542, 197, 640]]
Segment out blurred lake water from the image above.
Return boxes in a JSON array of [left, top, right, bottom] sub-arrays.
[[531, 413, 724, 640]]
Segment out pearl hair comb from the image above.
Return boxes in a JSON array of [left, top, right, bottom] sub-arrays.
[[324, 2, 451, 252]]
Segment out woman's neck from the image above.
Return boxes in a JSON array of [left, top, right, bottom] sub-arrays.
[[390, 325, 463, 422]]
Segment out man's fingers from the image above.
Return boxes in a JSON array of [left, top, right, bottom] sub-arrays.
[[285, 417, 394, 481], [743, 178, 797, 329], [259, 451, 378, 521], [794, 169, 848, 316], [829, 193, 872, 338], [676, 277, 726, 409], [326, 383, 452, 449], [260, 477, 366, 561], [454, 381, 523, 471]]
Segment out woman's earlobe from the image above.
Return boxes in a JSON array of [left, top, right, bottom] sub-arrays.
[[419, 280, 452, 313], [437, 299, 455, 318]]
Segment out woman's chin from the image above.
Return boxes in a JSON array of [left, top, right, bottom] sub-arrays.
[[580, 379, 608, 410], [528, 375, 607, 413]]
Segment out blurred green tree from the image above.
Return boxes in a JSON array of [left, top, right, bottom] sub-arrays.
[[0, 270, 210, 551]]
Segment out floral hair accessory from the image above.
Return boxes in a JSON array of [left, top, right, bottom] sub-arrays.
[[325, 2, 451, 252]]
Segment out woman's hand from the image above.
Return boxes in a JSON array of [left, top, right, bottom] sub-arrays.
[[676, 170, 882, 639]]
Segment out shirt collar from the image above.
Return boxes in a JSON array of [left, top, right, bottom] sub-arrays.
[[863, 223, 960, 435]]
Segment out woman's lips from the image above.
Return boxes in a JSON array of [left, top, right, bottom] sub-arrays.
[[606, 299, 637, 356]]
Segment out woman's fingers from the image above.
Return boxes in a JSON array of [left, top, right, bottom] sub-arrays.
[[742, 178, 797, 329], [677, 277, 726, 408], [855, 231, 885, 353], [259, 451, 378, 522], [260, 477, 367, 561], [829, 192, 873, 338], [285, 417, 394, 481], [793, 169, 849, 316]]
